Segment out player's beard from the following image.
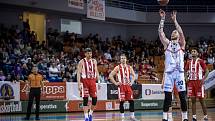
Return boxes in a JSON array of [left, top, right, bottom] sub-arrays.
[[86, 56, 92, 60], [172, 38, 178, 44]]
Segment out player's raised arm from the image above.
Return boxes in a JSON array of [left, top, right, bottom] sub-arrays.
[[158, 9, 169, 48], [171, 10, 186, 49]]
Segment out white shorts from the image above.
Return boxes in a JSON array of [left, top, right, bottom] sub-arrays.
[[164, 71, 186, 92]]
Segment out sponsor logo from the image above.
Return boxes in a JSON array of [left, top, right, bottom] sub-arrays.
[[33, 104, 57, 110], [106, 102, 112, 110], [110, 90, 118, 95], [145, 89, 151, 95], [43, 86, 65, 94], [145, 89, 163, 96], [141, 102, 158, 107], [21, 84, 65, 95], [0, 83, 15, 100], [0, 102, 21, 113]]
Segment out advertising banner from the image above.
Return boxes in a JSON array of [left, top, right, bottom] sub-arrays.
[[68, 0, 84, 9], [107, 84, 118, 100], [66, 82, 107, 100], [132, 84, 142, 99], [107, 84, 142, 100], [20, 82, 66, 100], [0, 101, 22, 113], [22, 101, 67, 113], [66, 100, 112, 112], [0, 82, 20, 101], [134, 100, 164, 110], [142, 84, 164, 100], [87, 0, 105, 20]]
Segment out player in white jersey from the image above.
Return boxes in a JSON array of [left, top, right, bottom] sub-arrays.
[[158, 9, 188, 121]]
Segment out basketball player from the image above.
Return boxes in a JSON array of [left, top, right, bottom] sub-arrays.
[[77, 48, 99, 121], [109, 54, 138, 121], [185, 48, 209, 121], [161, 73, 173, 121], [158, 9, 188, 121]]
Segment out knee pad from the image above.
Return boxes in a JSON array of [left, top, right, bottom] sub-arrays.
[[92, 97, 97, 106], [129, 100, 134, 112], [83, 97, 88, 106], [119, 101, 125, 113], [179, 91, 187, 111], [163, 91, 172, 112]]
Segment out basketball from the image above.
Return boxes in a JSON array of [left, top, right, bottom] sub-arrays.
[[158, 0, 169, 6]]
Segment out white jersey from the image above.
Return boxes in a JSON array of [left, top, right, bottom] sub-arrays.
[[164, 41, 184, 72]]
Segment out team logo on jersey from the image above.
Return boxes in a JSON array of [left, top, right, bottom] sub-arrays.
[[0, 84, 15, 100]]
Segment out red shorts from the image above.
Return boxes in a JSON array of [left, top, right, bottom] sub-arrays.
[[187, 80, 205, 98], [118, 84, 133, 101], [81, 78, 97, 98]]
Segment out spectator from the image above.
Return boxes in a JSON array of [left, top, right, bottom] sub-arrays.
[[0, 70, 6, 81], [104, 50, 112, 62], [207, 54, 215, 64], [48, 62, 61, 82]]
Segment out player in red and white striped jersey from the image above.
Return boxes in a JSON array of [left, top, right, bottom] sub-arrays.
[[77, 48, 99, 121], [109, 54, 139, 121], [185, 48, 209, 121]]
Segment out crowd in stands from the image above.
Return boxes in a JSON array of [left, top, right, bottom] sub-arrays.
[[0, 23, 215, 84]]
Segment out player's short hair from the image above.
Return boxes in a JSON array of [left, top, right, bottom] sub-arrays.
[[84, 48, 92, 52], [120, 53, 127, 58], [191, 48, 199, 53]]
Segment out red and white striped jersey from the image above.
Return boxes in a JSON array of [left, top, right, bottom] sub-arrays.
[[185, 58, 207, 80], [117, 64, 131, 84], [81, 58, 96, 79]]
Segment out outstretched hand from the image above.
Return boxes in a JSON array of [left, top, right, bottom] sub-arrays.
[[171, 10, 177, 22], [159, 9, 166, 18]]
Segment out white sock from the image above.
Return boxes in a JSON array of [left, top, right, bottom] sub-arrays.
[[130, 112, 135, 118], [168, 112, 173, 121], [192, 115, 196, 119], [204, 115, 208, 119], [163, 112, 168, 120], [181, 112, 188, 120], [121, 113, 125, 118], [89, 109, 93, 115], [84, 113, 88, 119]]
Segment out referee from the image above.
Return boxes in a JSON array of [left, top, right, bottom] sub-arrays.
[[24, 66, 44, 120]]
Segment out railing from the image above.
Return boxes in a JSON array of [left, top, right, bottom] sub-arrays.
[[105, 0, 215, 12]]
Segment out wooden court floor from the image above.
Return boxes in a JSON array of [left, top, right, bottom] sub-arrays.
[[1, 108, 215, 121]]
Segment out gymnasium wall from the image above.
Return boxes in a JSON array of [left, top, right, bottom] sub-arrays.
[[0, 1, 215, 41]]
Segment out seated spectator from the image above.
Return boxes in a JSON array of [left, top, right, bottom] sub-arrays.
[[0, 70, 6, 81], [104, 50, 112, 62], [14, 74, 24, 82], [98, 72, 105, 83], [22, 63, 30, 80], [48, 62, 62, 82], [207, 54, 215, 64], [63, 62, 73, 82], [5, 74, 15, 82]]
